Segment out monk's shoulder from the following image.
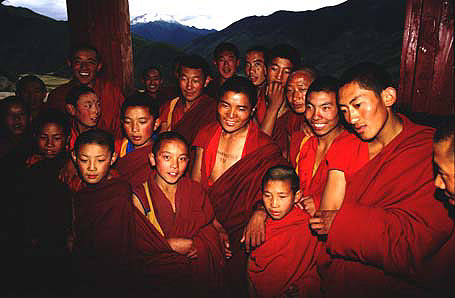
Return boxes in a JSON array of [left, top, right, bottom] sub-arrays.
[[257, 129, 276, 147], [331, 129, 365, 152], [193, 121, 219, 148]]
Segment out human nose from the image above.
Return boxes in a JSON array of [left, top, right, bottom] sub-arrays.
[[170, 157, 178, 169], [132, 121, 139, 132], [88, 160, 96, 171], [434, 174, 446, 190], [271, 197, 279, 208], [46, 138, 54, 148], [185, 80, 192, 90]]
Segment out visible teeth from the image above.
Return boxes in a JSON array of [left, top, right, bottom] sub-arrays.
[[314, 123, 325, 128], [79, 72, 89, 76]]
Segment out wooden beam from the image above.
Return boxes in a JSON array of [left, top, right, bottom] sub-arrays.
[[66, 0, 134, 95], [398, 0, 454, 115]]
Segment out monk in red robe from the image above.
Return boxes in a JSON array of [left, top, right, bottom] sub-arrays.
[[248, 165, 321, 298], [309, 63, 455, 298], [192, 76, 289, 297], [46, 44, 124, 139], [244, 45, 268, 123], [132, 131, 226, 297]]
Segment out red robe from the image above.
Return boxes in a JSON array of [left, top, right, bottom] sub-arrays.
[[319, 115, 455, 298], [46, 78, 125, 138], [193, 120, 290, 297], [133, 175, 225, 296], [73, 177, 192, 296], [272, 110, 307, 157], [248, 207, 321, 298], [114, 142, 153, 189]]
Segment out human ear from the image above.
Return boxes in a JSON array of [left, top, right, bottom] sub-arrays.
[[110, 152, 118, 165], [204, 76, 210, 88], [148, 152, 156, 167], [71, 151, 77, 163], [153, 118, 161, 131], [381, 87, 397, 107], [67, 59, 72, 69], [66, 104, 76, 116], [294, 190, 303, 203], [96, 62, 103, 73]]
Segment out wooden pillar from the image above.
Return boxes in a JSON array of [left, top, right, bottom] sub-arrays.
[[398, 0, 454, 116], [66, 0, 134, 95]]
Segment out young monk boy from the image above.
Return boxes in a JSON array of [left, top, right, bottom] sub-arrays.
[[192, 76, 289, 297], [114, 93, 160, 187], [15, 74, 47, 119], [248, 165, 320, 298], [132, 131, 226, 297], [309, 62, 455, 298]]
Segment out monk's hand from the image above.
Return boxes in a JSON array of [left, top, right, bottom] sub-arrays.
[[266, 81, 285, 111], [167, 238, 197, 258], [302, 121, 314, 137], [213, 218, 231, 259], [309, 210, 338, 235], [25, 153, 45, 168], [241, 208, 267, 253], [297, 196, 316, 217]]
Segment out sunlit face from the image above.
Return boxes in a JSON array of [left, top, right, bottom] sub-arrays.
[[245, 51, 266, 86], [286, 71, 314, 114], [17, 81, 46, 115], [143, 69, 163, 95], [37, 123, 67, 159], [433, 139, 455, 203], [4, 103, 28, 136], [305, 91, 339, 137], [267, 57, 293, 85], [214, 50, 239, 80], [338, 82, 388, 141], [72, 92, 101, 131], [263, 180, 298, 220], [217, 91, 253, 134], [150, 139, 189, 185], [179, 66, 206, 102], [70, 49, 102, 87], [122, 106, 158, 148], [73, 143, 116, 184]]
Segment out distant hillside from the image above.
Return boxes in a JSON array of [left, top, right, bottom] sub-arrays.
[[131, 20, 215, 48], [185, 0, 406, 82]]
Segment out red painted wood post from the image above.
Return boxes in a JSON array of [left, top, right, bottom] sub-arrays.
[[398, 0, 454, 115], [66, 0, 134, 95]]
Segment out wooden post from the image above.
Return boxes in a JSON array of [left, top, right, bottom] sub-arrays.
[[398, 0, 454, 115], [66, 0, 134, 95]]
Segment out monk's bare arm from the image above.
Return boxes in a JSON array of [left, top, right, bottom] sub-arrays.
[[319, 170, 347, 210], [132, 194, 146, 216], [191, 147, 203, 182], [242, 201, 268, 253]]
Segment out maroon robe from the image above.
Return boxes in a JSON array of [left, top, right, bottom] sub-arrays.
[[319, 115, 455, 298], [193, 121, 290, 297], [115, 144, 153, 189]]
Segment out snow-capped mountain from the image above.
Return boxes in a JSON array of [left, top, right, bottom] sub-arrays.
[[130, 13, 179, 25]]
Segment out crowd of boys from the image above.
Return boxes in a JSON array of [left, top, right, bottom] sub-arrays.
[[1, 40, 454, 298]]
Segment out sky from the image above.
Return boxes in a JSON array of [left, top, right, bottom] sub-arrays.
[[3, 0, 347, 30]]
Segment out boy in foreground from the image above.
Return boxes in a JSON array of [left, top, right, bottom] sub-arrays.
[[248, 165, 321, 298]]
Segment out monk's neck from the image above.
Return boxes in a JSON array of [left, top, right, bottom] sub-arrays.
[[75, 79, 97, 89], [154, 174, 177, 198], [317, 125, 343, 149], [220, 122, 250, 140], [183, 95, 202, 112], [368, 112, 403, 158], [74, 121, 93, 134]]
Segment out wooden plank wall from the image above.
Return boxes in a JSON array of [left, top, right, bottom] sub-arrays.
[[399, 0, 454, 116], [65, 0, 134, 95]]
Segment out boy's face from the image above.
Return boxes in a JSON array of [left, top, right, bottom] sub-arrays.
[[245, 51, 266, 86], [214, 50, 239, 80], [69, 92, 101, 130], [72, 143, 117, 184], [263, 180, 300, 220], [338, 82, 391, 141], [37, 123, 67, 159], [149, 139, 189, 185], [4, 103, 28, 136], [69, 49, 102, 87], [217, 91, 253, 134], [122, 106, 160, 148], [17, 81, 46, 114], [286, 71, 314, 114], [433, 139, 455, 203], [305, 91, 339, 137], [179, 66, 207, 102], [267, 57, 293, 85], [143, 69, 163, 95]]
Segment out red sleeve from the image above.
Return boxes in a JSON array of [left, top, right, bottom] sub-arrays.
[[192, 122, 218, 148], [289, 131, 307, 168], [159, 100, 171, 124]]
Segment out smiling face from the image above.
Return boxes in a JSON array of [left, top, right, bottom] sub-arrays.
[[338, 82, 389, 141], [263, 179, 298, 220], [217, 91, 253, 134], [286, 71, 315, 114], [69, 49, 102, 87], [122, 106, 158, 149], [179, 66, 206, 102], [214, 50, 239, 81], [17, 81, 46, 115], [267, 57, 293, 85], [72, 143, 116, 184], [245, 51, 266, 86], [4, 103, 28, 137], [305, 91, 339, 137], [37, 123, 67, 159], [433, 139, 455, 203], [143, 69, 163, 96], [150, 139, 189, 185]]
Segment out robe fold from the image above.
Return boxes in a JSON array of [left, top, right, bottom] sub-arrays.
[[46, 78, 124, 138], [320, 115, 455, 298], [272, 111, 306, 157], [133, 175, 225, 296], [114, 142, 153, 188], [248, 207, 321, 298], [193, 121, 290, 297]]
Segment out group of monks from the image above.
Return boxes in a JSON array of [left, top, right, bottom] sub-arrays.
[[1, 40, 454, 298]]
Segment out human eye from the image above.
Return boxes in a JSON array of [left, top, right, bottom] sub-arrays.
[[79, 158, 88, 163], [340, 107, 348, 114]]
